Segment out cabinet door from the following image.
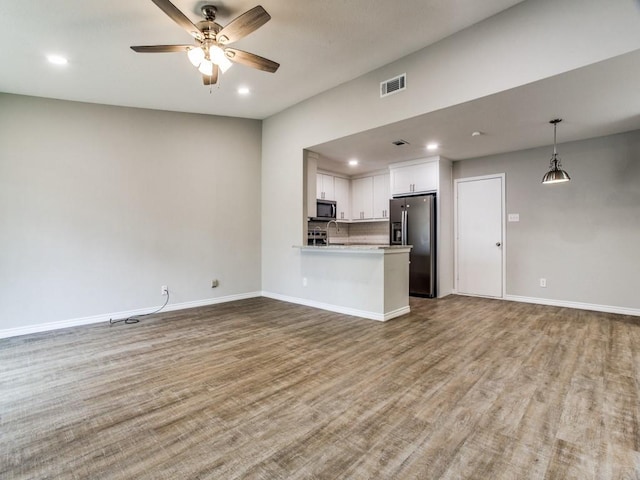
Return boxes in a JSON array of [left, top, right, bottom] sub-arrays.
[[316, 174, 335, 200], [390, 162, 438, 195], [316, 174, 324, 200], [334, 177, 350, 221], [390, 166, 414, 195], [373, 173, 390, 219], [351, 177, 374, 220], [413, 162, 438, 193]]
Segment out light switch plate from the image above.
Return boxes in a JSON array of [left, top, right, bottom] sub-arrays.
[[508, 213, 520, 222]]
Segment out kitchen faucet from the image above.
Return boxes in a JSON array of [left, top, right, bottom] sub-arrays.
[[326, 220, 339, 245]]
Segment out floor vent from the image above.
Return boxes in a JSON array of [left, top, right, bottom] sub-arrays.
[[380, 73, 406, 97]]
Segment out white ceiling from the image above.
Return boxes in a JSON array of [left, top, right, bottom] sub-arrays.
[[0, 0, 525, 119]]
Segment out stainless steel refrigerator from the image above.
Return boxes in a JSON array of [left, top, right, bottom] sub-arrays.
[[389, 194, 436, 297]]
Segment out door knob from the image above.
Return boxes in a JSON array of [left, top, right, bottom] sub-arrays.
[[496, 242, 502, 247]]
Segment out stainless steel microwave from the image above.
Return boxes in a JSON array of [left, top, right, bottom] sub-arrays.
[[313, 199, 336, 221]]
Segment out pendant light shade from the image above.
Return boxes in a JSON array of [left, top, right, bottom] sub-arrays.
[[542, 119, 570, 184]]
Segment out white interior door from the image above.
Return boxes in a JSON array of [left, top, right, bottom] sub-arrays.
[[455, 175, 504, 298]]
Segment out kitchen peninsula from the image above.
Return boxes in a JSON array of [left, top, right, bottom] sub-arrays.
[[294, 245, 412, 321]]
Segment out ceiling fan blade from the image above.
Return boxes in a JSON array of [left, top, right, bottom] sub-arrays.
[[130, 45, 192, 53], [150, 0, 203, 40], [216, 6, 271, 45], [203, 65, 219, 85], [225, 48, 279, 73]]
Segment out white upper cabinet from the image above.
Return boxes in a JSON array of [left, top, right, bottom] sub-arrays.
[[373, 173, 390, 219], [351, 173, 390, 221], [351, 176, 374, 220], [316, 173, 335, 200], [390, 160, 438, 196], [313, 170, 391, 222], [334, 176, 350, 221]]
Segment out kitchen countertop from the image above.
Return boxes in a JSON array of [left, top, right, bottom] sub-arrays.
[[295, 244, 412, 253]]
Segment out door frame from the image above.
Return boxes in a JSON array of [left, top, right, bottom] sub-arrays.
[[453, 173, 506, 298]]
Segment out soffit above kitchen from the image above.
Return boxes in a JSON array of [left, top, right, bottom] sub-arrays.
[[310, 49, 640, 175]]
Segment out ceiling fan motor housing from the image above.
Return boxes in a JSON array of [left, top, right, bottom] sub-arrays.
[[201, 5, 217, 21]]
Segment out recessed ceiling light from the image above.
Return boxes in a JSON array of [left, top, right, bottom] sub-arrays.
[[426, 142, 439, 151], [348, 159, 359, 166], [471, 131, 483, 137], [47, 55, 68, 65], [237, 86, 250, 95]]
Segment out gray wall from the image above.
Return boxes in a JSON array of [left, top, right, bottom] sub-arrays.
[[261, 0, 640, 304], [453, 130, 640, 310], [0, 94, 262, 331]]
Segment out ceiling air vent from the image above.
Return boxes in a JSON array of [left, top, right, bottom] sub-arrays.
[[380, 73, 406, 98], [392, 139, 410, 146]]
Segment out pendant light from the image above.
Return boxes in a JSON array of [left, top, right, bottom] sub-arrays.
[[542, 119, 571, 184]]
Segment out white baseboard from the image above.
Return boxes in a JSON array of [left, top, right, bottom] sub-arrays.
[[9, 290, 633, 340], [0, 291, 262, 339], [262, 291, 409, 322], [504, 295, 640, 317]]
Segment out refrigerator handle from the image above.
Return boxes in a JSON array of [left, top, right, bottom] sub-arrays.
[[430, 197, 436, 296], [402, 209, 407, 246]]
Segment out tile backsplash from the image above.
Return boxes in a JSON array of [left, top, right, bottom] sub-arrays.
[[348, 222, 389, 245], [308, 221, 388, 245]]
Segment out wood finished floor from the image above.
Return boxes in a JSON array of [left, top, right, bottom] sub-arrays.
[[1, 296, 639, 479]]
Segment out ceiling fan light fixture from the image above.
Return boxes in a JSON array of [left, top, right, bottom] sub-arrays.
[[542, 119, 571, 184], [187, 47, 205, 67], [198, 59, 214, 76], [209, 45, 232, 72], [218, 55, 233, 73], [209, 45, 225, 63]]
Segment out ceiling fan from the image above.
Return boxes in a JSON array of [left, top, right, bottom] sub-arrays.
[[131, 0, 280, 85]]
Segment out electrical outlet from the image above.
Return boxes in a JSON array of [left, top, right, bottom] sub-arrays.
[[539, 278, 547, 288], [211, 279, 219, 288], [302, 277, 308, 287], [161, 285, 168, 295]]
